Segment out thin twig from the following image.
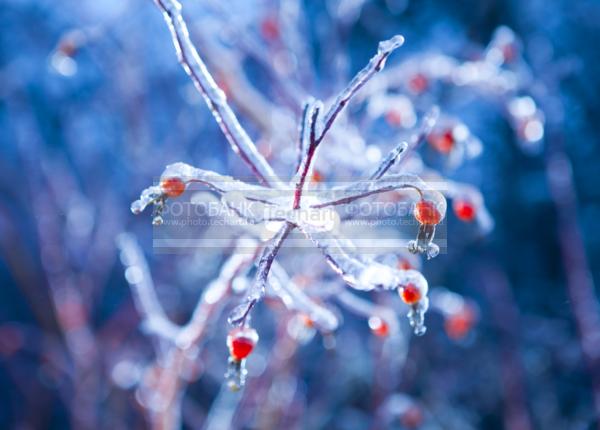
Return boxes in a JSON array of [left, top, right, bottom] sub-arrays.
[[317, 35, 405, 144], [154, 0, 282, 188]]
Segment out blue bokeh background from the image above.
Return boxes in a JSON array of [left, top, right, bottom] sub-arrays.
[[1, 0, 599, 428]]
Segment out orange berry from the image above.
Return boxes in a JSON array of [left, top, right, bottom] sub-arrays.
[[368, 316, 390, 337], [453, 200, 476, 222], [401, 283, 422, 305], [414, 200, 441, 225], [160, 177, 186, 198]]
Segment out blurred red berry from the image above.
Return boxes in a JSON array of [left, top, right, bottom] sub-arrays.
[[501, 44, 516, 63], [368, 316, 389, 337], [299, 313, 315, 328], [385, 109, 403, 126], [453, 200, 476, 222], [408, 73, 428, 94], [398, 259, 412, 270], [261, 17, 279, 41], [160, 177, 186, 198], [311, 170, 324, 183], [428, 129, 455, 153], [445, 306, 476, 340], [401, 404, 424, 429]]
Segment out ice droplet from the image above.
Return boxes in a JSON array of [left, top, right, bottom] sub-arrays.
[[225, 356, 247, 391], [378, 35, 405, 55], [407, 297, 429, 336], [131, 186, 162, 215], [130, 200, 143, 214]]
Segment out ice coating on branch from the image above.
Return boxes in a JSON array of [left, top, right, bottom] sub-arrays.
[[312, 173, 446, 218], [298, 223, 430, 333], [222, 191, 339, 231], [154, 0, 282, 188], [407, 296, 429, 336], [299, 222, 429, 291], [319, 34, 405, 142], [161, 163, 275, 199], [270, 263, 339, 332], [377, 35, 405, 59], [222, 192, 285, 225], [131, 162, 284, 221], [228, 223, 294, 326], [117, 233, 181, 339], [131, 186, 162, 214]]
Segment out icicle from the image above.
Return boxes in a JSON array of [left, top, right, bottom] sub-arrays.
[[224, 357, 248, 391], [131, 186, 162, 215]]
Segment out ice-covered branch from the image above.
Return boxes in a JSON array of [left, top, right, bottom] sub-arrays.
[[369, 107, 440, 180], [228, 222, 295, 326], [270, 262, 339, 332], [336, 290, 400, 335], [117, 233, 181, 339], [297, 224, 429, 334], [118, 234, 258, 346], [293, 99, 322, 208], [317, 35, 405, 143], [298, 223, 427, 292], [153, 0, 281, 188], [176, 238, 259, 349], [131, 162, 282, 216], [310, 174, 446, 216]]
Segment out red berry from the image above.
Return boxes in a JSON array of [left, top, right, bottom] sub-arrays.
[[299, 314, 315, 328], [400, 405, 424, 429], [501, 44, 516, 63], [160, 177, 186, 198], [261, 17, 279, 41], [227, 327, 259, 361], [414, 200, 441, 225], [311, 170, 324, 183], [58, 39, 77, 57], [453, 200, 476, 222], [408, 73, 428, 94], [385, 109, 403, 127], [428, 129, 454, 153], [401, 283, 421, 305], [398, 259, 412, 270], [368, 316, 389, 337], [445, 305, 475, 340]]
